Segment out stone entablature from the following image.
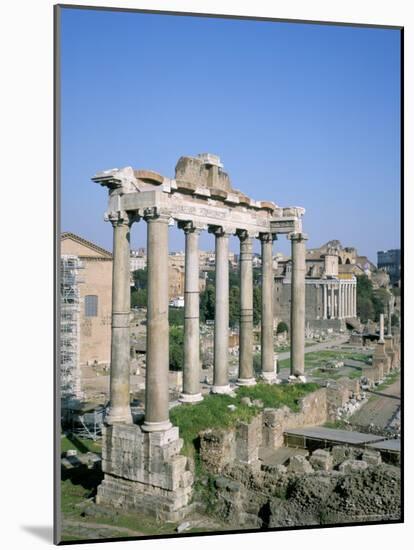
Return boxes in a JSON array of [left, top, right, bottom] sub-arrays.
[[93, 157, 304, 237]]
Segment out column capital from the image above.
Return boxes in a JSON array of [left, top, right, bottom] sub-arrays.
[[177, 220, 206, 234], [236, 228, 258, 241], [105, 209, 137, 227], [259, 232, 276, 243], [288, 232, 308, 242], [143, 206, 171, 224], [208, 224, 234, 237]]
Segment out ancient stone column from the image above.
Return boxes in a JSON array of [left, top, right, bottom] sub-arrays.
[[237, 230, 256, 386], [179, 222, 203, 403], [106, 213, 133, 425], [142, 209, 172, 432], [344, 283, 349, 318], [388, 299, 393, 336], [379, 313, 385, 343], [353, 284, 357, 317], [210, 226, 231, 393], [338, 283, 342, 319], [290, 233, 308, 377], [323, 284, 327, 319], [260, 233, 277, 382]]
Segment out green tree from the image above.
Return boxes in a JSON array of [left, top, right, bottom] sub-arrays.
[[253, 286, 261, 326], [132, 268, 148, 289], [169, 307, 184, 326], [358, 296, 375, 323], [169, 325, 184, 371], [277, 321, 289, 334], [200, 285, 215, 322], [131, 288, 147, 308], [229, 285, 240, 328]]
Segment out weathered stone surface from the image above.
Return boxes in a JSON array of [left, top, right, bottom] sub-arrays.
[[97, 423, 193, 521], [332, 445, 360, 466], [235, 414, 262, 464], [263, 389, 328, 449], [200, 429, 236, 474], [362, 450, 382, 466], [309, 449, 333, 471], [338, 459, 369, 474], [287, 455, 314, 474]]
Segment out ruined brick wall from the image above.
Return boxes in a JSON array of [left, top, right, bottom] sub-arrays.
[[199, 429, 236, 474]]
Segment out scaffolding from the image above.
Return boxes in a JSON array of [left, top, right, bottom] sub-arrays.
[[60, 255, 84, 403]]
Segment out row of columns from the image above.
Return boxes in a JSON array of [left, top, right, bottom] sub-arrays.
[[106, 210, 307, 431], [322, 281, 357, 320]]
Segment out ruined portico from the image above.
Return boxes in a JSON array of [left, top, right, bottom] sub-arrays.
[[92, 154, 306, 518]]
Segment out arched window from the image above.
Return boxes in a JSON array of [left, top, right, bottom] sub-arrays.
[[85, 295, 98, 317], [345, 258, 351, 265]]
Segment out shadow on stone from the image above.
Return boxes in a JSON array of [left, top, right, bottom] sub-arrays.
[[258, 500, 271, 529]]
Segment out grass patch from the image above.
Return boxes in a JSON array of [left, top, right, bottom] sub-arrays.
[[375, 370, 400, 391], [61, 434, 102, 456], [278, 350, 372, 372]]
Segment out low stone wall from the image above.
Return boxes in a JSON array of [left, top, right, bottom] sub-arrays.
[[200, 388, 331, 473]]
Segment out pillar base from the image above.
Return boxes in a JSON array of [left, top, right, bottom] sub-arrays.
[[98, 424, 193, 522], [179, 392, 204, 404], [236, 377, 257, 386], [105, 408, 133, 426], [141, 419, 173, 432], [260, 372, 280, 384], [288, 374, 307, 383], [211, 384, 232, 394]]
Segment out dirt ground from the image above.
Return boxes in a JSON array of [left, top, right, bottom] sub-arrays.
[[350, 376, 400, 429]]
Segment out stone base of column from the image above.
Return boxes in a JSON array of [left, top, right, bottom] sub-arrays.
[[236, 377, 257, 387], [260, 372, 280, 384], [105, 407, 133, 426], [179, 392, 204, 404], [141, 419, 173, 432], [97, 424, 194, 522], [211, 384, 232, 394], [288, 374, 307, 383]]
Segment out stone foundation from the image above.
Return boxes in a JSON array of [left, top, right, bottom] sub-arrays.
[[96, 424, 194, 521]]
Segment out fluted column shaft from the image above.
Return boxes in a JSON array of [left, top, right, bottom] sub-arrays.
[[180, 223, 203, 402], [237, 231, 255, 385], [290, 233, 308, 377], [106, 215, 133, 425], [323, 284, 327, 319], [260, 233, 276, 381], [211, 227, 231, 392], [143, 213, 172, 431]]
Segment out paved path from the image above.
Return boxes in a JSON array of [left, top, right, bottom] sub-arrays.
[[350, 376, 401, 429], [277, 335, 350, 360]]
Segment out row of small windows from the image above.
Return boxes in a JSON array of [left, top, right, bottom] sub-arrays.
[[85, 295, 98, 317]]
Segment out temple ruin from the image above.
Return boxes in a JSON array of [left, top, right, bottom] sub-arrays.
[[91, 153, 308, 519]]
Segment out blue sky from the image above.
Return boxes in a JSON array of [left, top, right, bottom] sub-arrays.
[[60, 7, 401, 261]]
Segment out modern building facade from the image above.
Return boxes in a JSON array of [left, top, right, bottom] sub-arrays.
[[61, 232, 113, 369]]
